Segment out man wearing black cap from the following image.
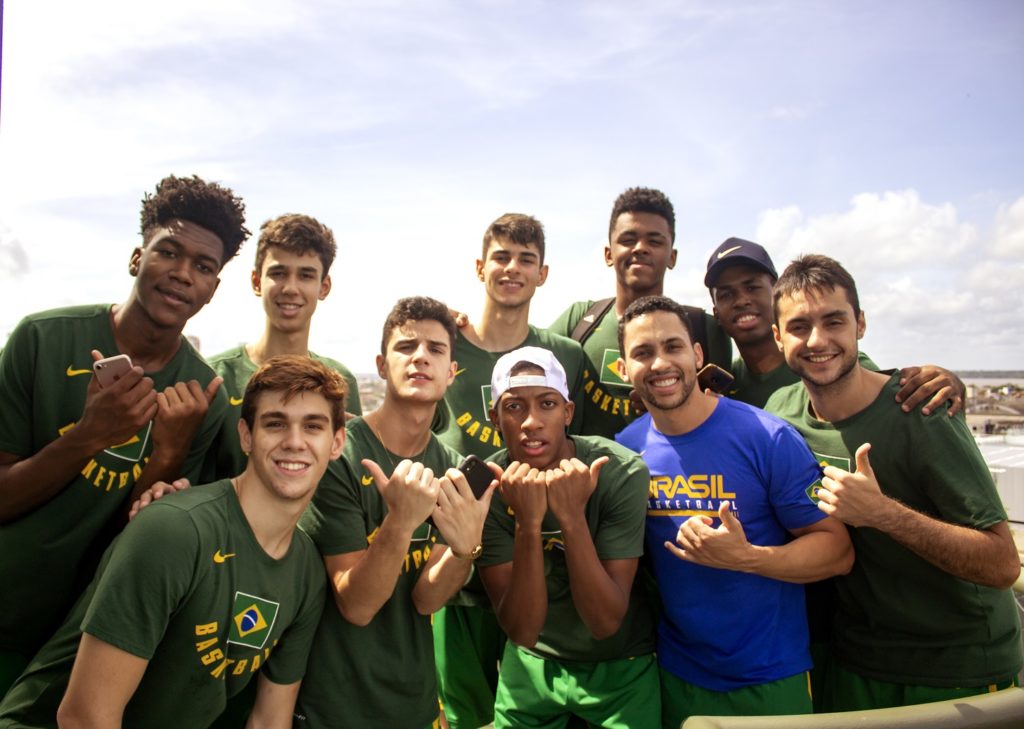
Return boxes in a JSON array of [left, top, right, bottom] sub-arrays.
[[705, 237, 965, 414]]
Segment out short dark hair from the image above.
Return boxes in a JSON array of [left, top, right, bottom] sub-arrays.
[[380, 296, 457, 355], [609, 187, 675, 242], [772, 254, 861, 323], [618, 295, 693, 353], [241, 355, 348, 432], [254, 213, 337, 278], [139, 175, 249, 263], [482, 213, 546, 264]]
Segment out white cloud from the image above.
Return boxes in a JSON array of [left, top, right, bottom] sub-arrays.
[[757, 190, 977, 270], [755, 190, 1023, 369], [992, 196, 1024, 258]]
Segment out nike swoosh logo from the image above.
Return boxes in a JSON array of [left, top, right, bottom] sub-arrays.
[[716, 245, 742, 259], [361, 474, 374, 486], [229, 396, 244, 406], [66, 366, 92, 377], [213, 550, 236, 564]]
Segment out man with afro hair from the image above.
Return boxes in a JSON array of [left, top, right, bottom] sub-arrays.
[[0, 174, 248, 694]]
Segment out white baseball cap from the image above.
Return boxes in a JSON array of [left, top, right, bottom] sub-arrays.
[[490, 346, 570, 402]]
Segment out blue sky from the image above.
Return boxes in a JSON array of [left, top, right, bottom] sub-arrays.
[[1, 0, 1022, 370]]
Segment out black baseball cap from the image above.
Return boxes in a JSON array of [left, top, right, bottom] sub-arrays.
[[704, 237, 778, 288]]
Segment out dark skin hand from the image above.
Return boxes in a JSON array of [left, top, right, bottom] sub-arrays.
[[896, 366, 965, 416]]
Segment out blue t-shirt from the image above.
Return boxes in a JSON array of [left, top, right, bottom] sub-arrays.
[[616, 397, 826, 691]]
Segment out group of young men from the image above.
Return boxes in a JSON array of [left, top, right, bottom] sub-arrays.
[[0, 175, 1019, 729]]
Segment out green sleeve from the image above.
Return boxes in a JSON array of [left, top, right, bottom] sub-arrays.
[[180, 386, 230, 483], [261, 548, 326, 685], [342, 371, 362, 416], [301, 459, 369, 555], [548, 301, 591, 338], [914, 412, 1007, 529], [0, 316, 36, 455], [590, 444, 649, 560], [81, 505, 199, 659]]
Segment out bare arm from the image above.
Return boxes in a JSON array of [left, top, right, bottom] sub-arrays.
[[411, 467, 498, 615], [324, 459, 439, 626], [669, 501, 854, 583], [478, 461, 549, 647], [246, 674, 302, 729], [56, 634, 148, 729], [0, 357, 157, 523], [896, 365, 966, 417], [820, 443, 1020, 589], [546, 457, 635, 639]]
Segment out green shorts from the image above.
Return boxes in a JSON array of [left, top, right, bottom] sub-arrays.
[[659, 667, 812, 729], [433, 604, 506, 728], [821, 659, 1020, 712], [494, 644, 659, 729]]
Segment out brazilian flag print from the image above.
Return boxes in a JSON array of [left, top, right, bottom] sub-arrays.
[[599, 349, 628, 387], [228, 592, 280, 650]]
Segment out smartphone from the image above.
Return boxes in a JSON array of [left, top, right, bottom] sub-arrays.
[[697, 363, 735, 395], [458, 454, 494, 500], [93, 354, 133, 387]]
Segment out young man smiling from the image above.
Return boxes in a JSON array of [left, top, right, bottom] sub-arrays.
[[477, 346, 657, 729], [432, 213, 585, 729], [614, 295, 852, 726], [766, 254, 1022, 711], [550, 187, 732, 439], [206, 213, 361, 480], [0, 355, 344, 729], [295, 297, 495, 729], [0, 175, 245, 693]]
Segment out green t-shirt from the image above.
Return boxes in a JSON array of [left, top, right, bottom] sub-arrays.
[[766, 373, 1023, 686], [0, 481, 325, 729], [435, 325, 586, 459], [204, 345, 362, 480], [296, 418, 461, 729], [478, 435, 655, 664], [0, 304, 228, 657], [728, 351, 878, 409], [549, 301, 732, 439]]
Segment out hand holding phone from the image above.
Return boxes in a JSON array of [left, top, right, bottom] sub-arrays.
[[697, 364, 735, 395], [93, 354, 133, 387], [458, 454, 495, 500]]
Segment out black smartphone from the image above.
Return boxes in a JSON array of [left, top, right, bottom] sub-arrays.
[[697, 364, 735, 394], [458, 454, 494, 499]]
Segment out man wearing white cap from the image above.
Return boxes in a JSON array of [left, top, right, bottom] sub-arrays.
[[477, 346, 658, 729]]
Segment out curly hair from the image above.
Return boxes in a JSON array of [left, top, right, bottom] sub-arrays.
[[380, 296, 457, 356], [139, 175, 250, 263], [618, 295, 693, 353], [254, 213, 337, 278], [241, 354, 348, 432], [482, 213, 546, 263], [772, 254, 861, 323], [608, 187, 676, 242]]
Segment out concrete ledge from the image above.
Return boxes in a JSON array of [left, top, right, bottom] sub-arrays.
[[681, 687, 1024, 729]]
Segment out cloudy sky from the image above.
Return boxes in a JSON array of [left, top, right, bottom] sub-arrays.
[[1, 1, 1022, 371]]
